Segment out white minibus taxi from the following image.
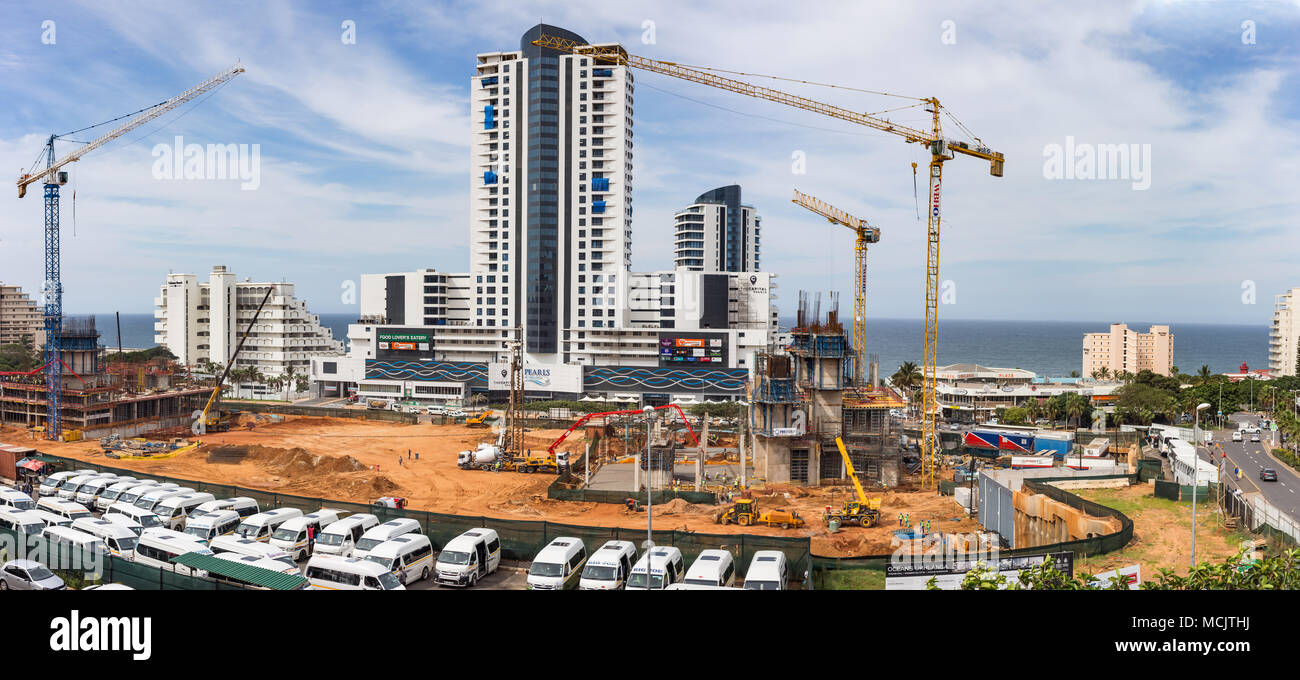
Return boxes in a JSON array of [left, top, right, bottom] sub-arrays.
[[154, 492, 216, 530], [313, 513, 379, 558], [234, 508, 303, 543], [104, 503, 164, 531], [208, 535, 298, 569], [181, 510, 241, 545], [742, 550, 788, 590], [35, 498, 93, 523], [683, 549, 736, 588], [95, 478, 145, 511], [353, 518, 423, 559], [305, 554, 404, 590], [363, 534, 435, 585], [133, 528, 212, 576], [527, 536, 587, 590], [579, 540, 638, 590], [71, 517, 139, 560], [627, 547, 685, 590]]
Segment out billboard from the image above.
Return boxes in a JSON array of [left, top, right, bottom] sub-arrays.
[[376, 328, 433, 361], [488, 361, 583, 394], [658, 332, 728, 367]]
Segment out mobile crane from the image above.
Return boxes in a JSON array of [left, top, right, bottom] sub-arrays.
[[191, 288, 274, 435], [530, 36, 1004, 490], [824, 437, 882, 527]]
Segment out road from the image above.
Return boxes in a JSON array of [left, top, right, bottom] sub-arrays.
[[1199, 413, 1300, 520]]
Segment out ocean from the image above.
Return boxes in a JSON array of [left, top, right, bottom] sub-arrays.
[[92, 314, 1268, 379]]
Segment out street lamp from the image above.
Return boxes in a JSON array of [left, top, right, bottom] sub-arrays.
[[643, 405, 656, 554], [1192, 402, 1211, 567]]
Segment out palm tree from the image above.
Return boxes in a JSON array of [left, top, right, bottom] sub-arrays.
[[1098, 366, 1111, 380], [282, 365, 300, 400], [1065, 393, 1087, 428], [891, 361, 922, 391], [1170, 365, 1180, 378], [1111, 407, 1129, 431], [1023, 398, 1043, 423], [1197, 365, 1213, 384], [1069, 370, 1081, 378]]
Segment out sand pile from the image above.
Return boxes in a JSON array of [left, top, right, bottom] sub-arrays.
[[655, 498, 714, 516], [241, 445, 367, 476]]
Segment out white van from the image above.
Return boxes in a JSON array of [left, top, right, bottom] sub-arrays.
[[33, 509, 73, 528], [190, 497, 259, 520], [113, 482, 164, 508], [579, 540, 638, 590], [71, 518, 139, 560], [133, 487, 195, 513], [313, 514, 380, 558], [0, 488, 35, 512], [269, 509, 344, 560], [41, 526, 111, 569], [181, 510, 241, 545], [95, 478, 145, 511], [684, 549, 736, 588], [104, 502, 165, 531], [434, 528, 501, 587], [57, 474, 101, 501], [354, 518, 423, 559], [35, 498, 93, 523], [37, 471, 80, 497], [0, 509, 46, 537], [305, 554, 405, 590], [627, 547, 685, 590], [235, 508, 304, 544], [209, 535, 298, 570], [364, 534, 435, 585], [73, 475, 121, 506], [154, 492, 216, 530], [133, 528, 213, 576], [742, 550, 788, 590], [527, 537, 587, 590]]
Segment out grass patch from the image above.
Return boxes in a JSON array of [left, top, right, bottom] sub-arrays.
[[819, 568, 885, 590]]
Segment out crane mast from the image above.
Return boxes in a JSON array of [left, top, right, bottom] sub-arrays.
[[16, 62, 244, 440], [791, 189, 879, 386]]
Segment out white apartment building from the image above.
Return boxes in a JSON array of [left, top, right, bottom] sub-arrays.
[[1270, 287, 1300, 376], [673, 185, 761, 272], [471, 23, 635, 358], [1082, 323, 1174, 377], [0, 283, 42, 347], [155, 266, 343, 394]]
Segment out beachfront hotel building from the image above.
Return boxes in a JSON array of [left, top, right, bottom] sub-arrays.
[[1082, 323, 1174, 377], [1269, 287, 1300, 376], [0, 283, 42, 347], [155, 266, 343, 396]]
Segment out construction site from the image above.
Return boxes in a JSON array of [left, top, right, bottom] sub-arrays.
[[0, 316, 209, 440]]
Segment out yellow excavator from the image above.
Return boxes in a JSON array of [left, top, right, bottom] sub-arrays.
[[716, 497, 805, 530], [824, 437, 882, 527]]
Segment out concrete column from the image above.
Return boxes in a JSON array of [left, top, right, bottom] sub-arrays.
[[695, 451, 702, 489], [633, 453, 641, 491]]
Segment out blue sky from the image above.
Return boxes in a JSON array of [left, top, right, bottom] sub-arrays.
[[1, 0, 1297, 326]]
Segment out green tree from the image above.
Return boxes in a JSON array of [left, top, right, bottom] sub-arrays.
[[1197, 365, 1212, 384], [0, 343, 40, 372], [891, 361, 921, 391]]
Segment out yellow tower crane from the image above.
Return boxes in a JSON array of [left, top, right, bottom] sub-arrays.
[[530, 35, 1004, 490], [790, 189, 879, 386]]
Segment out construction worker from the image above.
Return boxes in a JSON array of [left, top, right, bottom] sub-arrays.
[[898, 512, 904, 527]]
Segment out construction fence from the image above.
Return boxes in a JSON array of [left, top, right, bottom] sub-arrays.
[[1222, 483, 1300, 548], [811, 476, 1136, 588], [35, 454, 812, 581]]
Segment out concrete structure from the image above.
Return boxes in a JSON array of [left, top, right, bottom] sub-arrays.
[[1082, 323, 1173, 377], [1, 316, 207, 437], [1270, 287, 1300, 377], [0, 283, 42, 347], [472, 23, 635, 354], [748, 296, 903, 486], [155, 266, 343, 397], [673, 185, 760, 272]]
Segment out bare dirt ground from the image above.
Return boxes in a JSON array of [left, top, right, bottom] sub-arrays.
[[1073, 483, 1255, 582], [2, 415, 975, 554]]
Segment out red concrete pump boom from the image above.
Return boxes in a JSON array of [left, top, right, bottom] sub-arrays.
[[547, 404, 699, 456]]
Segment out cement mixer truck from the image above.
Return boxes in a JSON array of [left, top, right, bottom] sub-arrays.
[[457, 443, 506, 471]]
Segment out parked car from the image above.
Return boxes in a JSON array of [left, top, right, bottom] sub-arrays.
[[1260, 468, 1278, 482], [0, 560, 65, 590]]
